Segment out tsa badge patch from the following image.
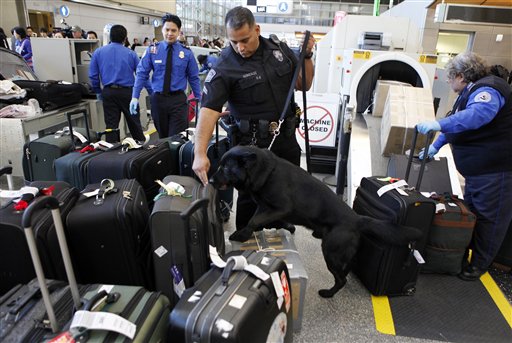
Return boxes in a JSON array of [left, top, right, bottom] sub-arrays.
[[474, 91, 492, 103], [205, 69, 216, 83], [273, 50, 284, 62]]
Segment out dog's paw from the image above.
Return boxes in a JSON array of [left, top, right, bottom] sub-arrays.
[[282, 223, 296, 234], [318, 289, 335, 298], [229, 230, 253, 242]]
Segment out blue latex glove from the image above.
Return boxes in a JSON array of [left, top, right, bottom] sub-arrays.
[[419, 145, 439, 160], [416, 121, 441, 134], [129, 98, 139, 115], [96, 93, 103, 101]]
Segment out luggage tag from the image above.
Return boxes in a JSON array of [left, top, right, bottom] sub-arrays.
[[170, 265, 186, 298]]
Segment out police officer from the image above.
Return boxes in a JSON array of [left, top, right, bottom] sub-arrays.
[[417, 51, 512, 281], [89, 24, 147, 143], [192, 6, 315, 238], [130, 13, 201, 138]]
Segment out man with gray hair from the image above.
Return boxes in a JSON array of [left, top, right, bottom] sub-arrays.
[[417, 51, 512, 280]]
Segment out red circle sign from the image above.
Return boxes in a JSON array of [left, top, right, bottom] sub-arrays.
[[297, 105, 334, 143]]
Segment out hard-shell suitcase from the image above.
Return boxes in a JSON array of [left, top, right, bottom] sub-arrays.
[[150, 175, 225, 305], [7, 195, 170, 342], [87, 141, 172, 202], [65, 179, 152, 288], [422, 194, 476, 275], [23, 109, 96, 182], [169, 250, 293, 343], [352, 129, 436, 296], [13, 79, 84, 111], [179, 124, 233, 220], [0, 181, 79, 296]]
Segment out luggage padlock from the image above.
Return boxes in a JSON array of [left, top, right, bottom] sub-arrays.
[[94, 179, 115, 206]]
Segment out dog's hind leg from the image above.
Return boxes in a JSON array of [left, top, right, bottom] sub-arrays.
[[318, 258, 348, 298]]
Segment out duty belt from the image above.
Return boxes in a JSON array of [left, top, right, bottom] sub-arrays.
[[235, 117, 297, 145]]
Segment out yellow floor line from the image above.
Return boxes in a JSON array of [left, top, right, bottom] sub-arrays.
[[371, 295, 396, 335], [480, 272, 512, 328]]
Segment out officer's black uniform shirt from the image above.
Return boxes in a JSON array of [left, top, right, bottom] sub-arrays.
[[201, 36, 298, 121]]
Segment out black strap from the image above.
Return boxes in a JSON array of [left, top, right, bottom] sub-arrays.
[[278, 31, 311, 122], [163, 44, 173, 94], [301, 40, 311, 174]]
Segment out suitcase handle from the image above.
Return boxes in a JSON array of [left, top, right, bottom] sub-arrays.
[[405, 127, 434, 190], [22, 196, 82, 332], [66, 109, 92, 150], [0, 165, 14, 190]]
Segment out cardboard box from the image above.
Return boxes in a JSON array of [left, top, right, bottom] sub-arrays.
[[372, 80, 411, 117], [380, 85, 435, 156], [231, 229, 308, 332]]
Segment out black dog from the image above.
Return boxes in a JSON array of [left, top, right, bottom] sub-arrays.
[[209, 146, 423, 298]]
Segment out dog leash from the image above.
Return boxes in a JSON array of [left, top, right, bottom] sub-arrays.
[[268, 31, 311, 152]]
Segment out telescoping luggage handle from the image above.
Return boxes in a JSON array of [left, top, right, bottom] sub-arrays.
[[21, 196, 82, 333], [404, 126, 434, 190], [0, 165, 14, 190]]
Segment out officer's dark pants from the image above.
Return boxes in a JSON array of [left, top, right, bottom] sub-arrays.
[[150, 91, 188, 138], [464, 171, 512, 270], [235, 134, 302, 231], [102, 87, 145, 142]]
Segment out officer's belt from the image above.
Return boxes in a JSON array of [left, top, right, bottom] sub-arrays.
[[155, 90, 184, 96], [236, 117, 295, 139], [105, 84, 131, 89]]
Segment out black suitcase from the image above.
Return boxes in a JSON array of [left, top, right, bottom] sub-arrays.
[[387, 154, 452, 194], [13, 80, 84, 111], [0, 181, 79, 296], [352, 129, 436, 296], [54, 129, 120, 191], [169, 250, 293, 343], [2, 195, 170, 342], [158, 132, 189, 176], [150, 175, 225, 305], [23, 109, 96, 182], [65, 179, 152, 288], [179, 125, 233, 220], [86, 141, 172, 202]]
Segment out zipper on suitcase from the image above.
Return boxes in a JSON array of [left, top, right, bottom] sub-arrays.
[[121, 292, 161, 343]]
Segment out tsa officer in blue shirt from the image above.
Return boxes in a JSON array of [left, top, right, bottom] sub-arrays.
[[418, 52, 512, 281], [89, 24, 147, 143], [131, 13, 201, 138], [197, 54, 218, 74]]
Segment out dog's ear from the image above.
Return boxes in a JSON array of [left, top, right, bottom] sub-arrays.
[[238, 151, 257, 168]]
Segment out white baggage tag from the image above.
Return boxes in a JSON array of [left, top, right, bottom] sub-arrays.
[[0, 186, 39, 199], [377, 179, 408, 197], [70, 310, 136, 339], [435, 203, 446, 214], [413, 250, 425, 264]]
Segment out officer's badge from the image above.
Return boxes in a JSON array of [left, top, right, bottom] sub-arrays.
[[474, 91, 492, 103], [205, 69, 216, 83], [273, 50, 284, 62], [179, 51, 185, 59], [150, 45, 157, 54]]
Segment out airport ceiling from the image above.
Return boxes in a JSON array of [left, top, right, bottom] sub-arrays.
[[306, 0, 511, 7]]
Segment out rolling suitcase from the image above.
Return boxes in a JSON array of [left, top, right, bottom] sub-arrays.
[[158, 132, 189, 176], [0, 181, 79, 296], [352, 129, 436, 296], [65, 179, 152, 288], [179, 123, 234, 220], [422, 194, 476, 275], [86, 141, 172, 202], [55, 128, 121, 191], [13, 80, 84, 111], [4, 195, 170, 342], [169, 250, 293, 343], [23, 109, 97, 182], [150, 175, 225, 305]]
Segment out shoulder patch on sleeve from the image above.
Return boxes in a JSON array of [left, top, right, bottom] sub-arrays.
[[205, 69, 216, 83], [474, 91, 492, 103]]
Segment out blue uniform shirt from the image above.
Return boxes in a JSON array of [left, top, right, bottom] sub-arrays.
[[132, 41, 201, 101], [433, 84, 506, 150], [199, 55, 218, 74], [89, 42, 144, 94]]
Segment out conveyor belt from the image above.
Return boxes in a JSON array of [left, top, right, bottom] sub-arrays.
[[372, 272, 512, 342]]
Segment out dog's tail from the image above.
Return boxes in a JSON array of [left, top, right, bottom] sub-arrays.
[[357, 215, 424, 246]]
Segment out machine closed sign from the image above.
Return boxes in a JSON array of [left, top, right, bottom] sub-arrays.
[[295, 92, 340, 150]]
